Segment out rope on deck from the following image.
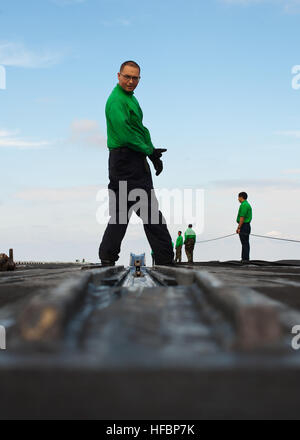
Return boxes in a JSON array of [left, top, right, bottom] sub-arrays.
[[196, 233, 300, 244]]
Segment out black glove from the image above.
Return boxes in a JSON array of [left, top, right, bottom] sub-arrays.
[[149, 148, 167, 176], [149, 148, 167, 160]]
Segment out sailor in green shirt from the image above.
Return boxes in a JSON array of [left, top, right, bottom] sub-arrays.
[[236, 192, 252, 262], [106, 86, 154, 157], [175, 231, 184, 263], [99, 61, 174, 267], [184, 225, 196, 264]]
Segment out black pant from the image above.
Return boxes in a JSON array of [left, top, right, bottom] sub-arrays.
[[99, 148, 174, 265], [239, 223, 251, 261]]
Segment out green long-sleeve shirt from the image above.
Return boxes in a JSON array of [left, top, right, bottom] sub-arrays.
[[105, 84, 155, 156], [176, 236, 183, 247], [185, 228, 196, 241]]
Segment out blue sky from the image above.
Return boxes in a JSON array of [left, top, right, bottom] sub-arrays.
[[1, 0, 300, 264]]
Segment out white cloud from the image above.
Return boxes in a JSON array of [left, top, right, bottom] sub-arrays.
[[220, 0, 300, 13], [35, 97, 57, 104], [69, 119, 107, 148], [14, 185, 101, 202], [282, 169, 300, 175], [1, 119, 106, 151], [0, 129, 51, 150], [284, 0, 300, 12], [51, 0, 87, 5], [210, 178, 300, 190], [266, 230, 284, 237], [221, 0, 266, 3], [275, 130, 300, 138], [3, 181, 300, 264], [101, 18, 132, 27], [0, 184, 102, 263], [0, 129, 18, 137], [0, 41, 62, 68]]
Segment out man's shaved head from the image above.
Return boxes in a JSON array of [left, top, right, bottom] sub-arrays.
[[120, 60, 141, 73]]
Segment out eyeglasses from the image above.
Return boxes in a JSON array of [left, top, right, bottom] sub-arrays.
[[120, 73, 141, 82]]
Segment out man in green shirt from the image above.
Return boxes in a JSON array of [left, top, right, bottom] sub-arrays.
[[175, 231, 183, 263], [99, 61, 174, 266], [184, 225, 196, 264], [236, 192, 252, 262]]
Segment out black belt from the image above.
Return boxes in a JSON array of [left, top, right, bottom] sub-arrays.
[[110, 147, 147, 159], [110, 146, 129, 153]]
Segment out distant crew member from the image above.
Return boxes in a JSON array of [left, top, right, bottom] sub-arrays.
[[236, 192, 252, 262], [98, 61, 174, 266], [175, 231, 183, 263], [184, 225, 196, 264]]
